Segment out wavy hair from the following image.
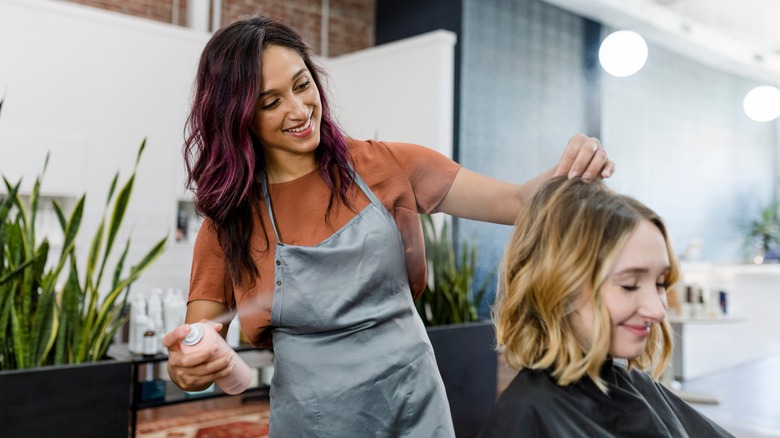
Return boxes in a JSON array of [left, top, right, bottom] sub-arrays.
[[494, 177, 678, 392], [183, 16, 354, 286]]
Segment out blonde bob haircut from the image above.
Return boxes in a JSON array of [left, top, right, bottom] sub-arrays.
[[494, 176, 679, 392]]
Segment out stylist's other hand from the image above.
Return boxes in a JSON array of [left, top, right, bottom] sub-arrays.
[[553, 134, 614, 181], [162, 321, 231, 392]]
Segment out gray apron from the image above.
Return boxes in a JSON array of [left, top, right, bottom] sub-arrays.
[[261, 170, 455, 437]]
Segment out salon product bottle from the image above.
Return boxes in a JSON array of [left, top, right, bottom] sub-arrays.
[[142, 323, 158, 356], [148, 289, 165, 353], [163, 288, 187, 335], [681, 285, 694, 318], [128, 296, 146, 354], [693, 287, 707, 318], [130, 313, 150, 354], [180, 323, 251, 395]]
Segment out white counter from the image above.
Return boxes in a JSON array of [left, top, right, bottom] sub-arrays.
[[677, 263, 780, 380]]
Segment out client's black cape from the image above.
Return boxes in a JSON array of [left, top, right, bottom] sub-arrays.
[[478, 360, 734, 437]]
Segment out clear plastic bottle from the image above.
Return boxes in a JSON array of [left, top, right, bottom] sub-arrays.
[[180, 322, 252, 395]]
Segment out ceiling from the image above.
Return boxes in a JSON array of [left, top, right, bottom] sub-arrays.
[[542, 0, 780, 85]]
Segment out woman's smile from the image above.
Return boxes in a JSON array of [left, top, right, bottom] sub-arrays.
[[619, 322, 651, 338], [284, 116, 313, 138]]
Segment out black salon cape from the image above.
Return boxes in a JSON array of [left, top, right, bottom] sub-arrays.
[[478, 360, 734, 437]]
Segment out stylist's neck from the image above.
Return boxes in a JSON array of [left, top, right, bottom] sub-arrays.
[[265, 153, 317, 184]]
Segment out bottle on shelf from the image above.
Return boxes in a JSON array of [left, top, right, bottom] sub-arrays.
[[129, 295, 147, 354], [148, 289, 165, 354], [180, 322, 252, 395], [163, 288, 187, 335], [130, 313, 150, 354], [142, 322, 159, 356]]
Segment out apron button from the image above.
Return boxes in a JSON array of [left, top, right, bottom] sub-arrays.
[[276, 280, 282, 285], [276, 260, 281, 265]]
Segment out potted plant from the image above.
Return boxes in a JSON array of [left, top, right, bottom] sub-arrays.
[[0, 99, 168, 436], [741, 201, 780, 263], [416, 214, 496, 437]]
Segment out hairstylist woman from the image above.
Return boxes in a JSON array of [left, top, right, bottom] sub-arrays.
[[162, 15, 614, 437]]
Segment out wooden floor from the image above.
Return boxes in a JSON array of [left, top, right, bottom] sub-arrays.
[[142, 353, 780, 437]]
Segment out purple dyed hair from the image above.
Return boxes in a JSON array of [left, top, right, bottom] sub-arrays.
[[184, 15, 355, 286]]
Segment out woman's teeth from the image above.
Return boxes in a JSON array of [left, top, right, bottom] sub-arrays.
[[287, 118, 310, 133]]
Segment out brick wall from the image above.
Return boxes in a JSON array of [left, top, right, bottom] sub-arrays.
[[65, 0, 375, 56]]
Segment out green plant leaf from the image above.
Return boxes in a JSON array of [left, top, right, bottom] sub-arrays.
[[1, 135, 165, 370], [52, 199, 67, 230], [41, 196, 84, 296], [416, 214, 493, 326], [31, 279, 58, 366], [55, 258, 83, 365], [96, 236, 166, 320], [90, 236, 166, 361], [0, 256, 36, 285], [112, 239, 131, 292], [98, 139, 145, 289], [85, 219, 105, 293], [0, 179, 21, 276], [10, 305, 28, 369], [98, 173, 134, 288]]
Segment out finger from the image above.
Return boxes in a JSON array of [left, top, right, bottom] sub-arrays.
[[553, 134, 588, 177], [581, 148, 608, 181], [191, 354, 230, 376], [567, 138, 601, 179], [600, 160, 615, 178], [161, 324, 192, 350], [177, 342, 220, 367], [184, 353, 233, 381]]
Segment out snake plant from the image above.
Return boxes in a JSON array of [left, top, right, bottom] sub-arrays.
[[415, 214, 492, 326], [0, 136, 167, 370]]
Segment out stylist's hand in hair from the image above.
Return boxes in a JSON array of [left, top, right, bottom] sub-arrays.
[[553, 134, 614, 181]]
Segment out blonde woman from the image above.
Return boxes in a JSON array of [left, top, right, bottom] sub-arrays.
[[479, 177, 733, 437]]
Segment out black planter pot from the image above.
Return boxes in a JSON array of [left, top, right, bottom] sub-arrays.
[[427, 320, 497, 438], [0, 360, 132, 438]]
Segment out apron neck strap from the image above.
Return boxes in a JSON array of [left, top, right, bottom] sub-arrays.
[[260, 163, 384, 244]]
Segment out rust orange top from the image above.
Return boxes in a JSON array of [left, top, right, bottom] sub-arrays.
[[188, 139, 461, 346]]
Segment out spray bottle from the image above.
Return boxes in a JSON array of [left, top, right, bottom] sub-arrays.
[[180, 322, 251, 395]]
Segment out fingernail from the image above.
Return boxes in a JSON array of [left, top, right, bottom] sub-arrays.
[[582, 172, 592, 181], [568, 170, 579, 179]]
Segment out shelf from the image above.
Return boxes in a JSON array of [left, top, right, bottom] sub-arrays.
[[107, 342, 272, 437]]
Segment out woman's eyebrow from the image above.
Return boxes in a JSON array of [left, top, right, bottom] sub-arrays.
[[612, 265, 671, 276], [258, 68, 308, 98]]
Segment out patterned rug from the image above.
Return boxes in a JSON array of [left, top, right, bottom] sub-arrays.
[[137, 404, 270, 438]]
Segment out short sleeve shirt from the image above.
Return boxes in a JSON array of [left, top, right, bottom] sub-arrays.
[[188, 139, 461, 346]]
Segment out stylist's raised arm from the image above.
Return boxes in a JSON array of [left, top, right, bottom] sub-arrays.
[[437, 133, 613, 225]]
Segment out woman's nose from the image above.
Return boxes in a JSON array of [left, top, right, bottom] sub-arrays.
[[287, 95, 308, 120], [640, 288, 667, 322]]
